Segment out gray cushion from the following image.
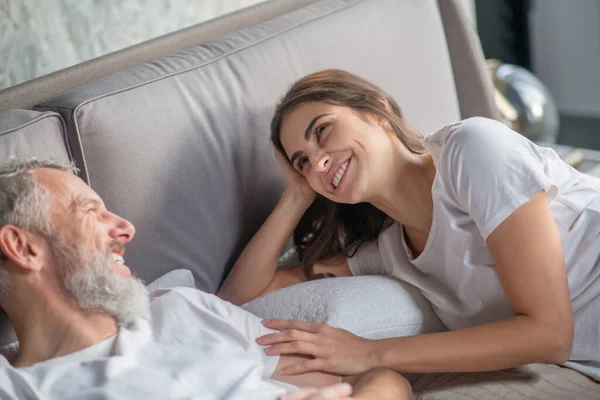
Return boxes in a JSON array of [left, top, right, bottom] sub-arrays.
[[0, 109, 70, 164], [36, 0, 462, 292], [0, 109, 71, 348]]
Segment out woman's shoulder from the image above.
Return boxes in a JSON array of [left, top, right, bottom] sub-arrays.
[[424, 117, 512, 147], [425, 117, 532, 166]]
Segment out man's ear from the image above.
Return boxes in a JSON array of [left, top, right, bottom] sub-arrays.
[[0, 225, 45, 272]]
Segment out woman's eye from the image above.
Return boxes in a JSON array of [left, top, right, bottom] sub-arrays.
[[296, 156, 308, 171], [315, 122, 330, 140]]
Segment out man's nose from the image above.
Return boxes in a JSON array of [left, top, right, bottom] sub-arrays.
[[109, 213, 136, 243]]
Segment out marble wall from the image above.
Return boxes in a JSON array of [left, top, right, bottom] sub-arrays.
[[0, 0, 266, 90]]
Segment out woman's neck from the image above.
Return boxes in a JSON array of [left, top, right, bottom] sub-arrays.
[[368, 151, 436, 251]]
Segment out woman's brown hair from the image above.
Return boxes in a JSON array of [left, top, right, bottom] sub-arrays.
[[271, 69, 425, 280]]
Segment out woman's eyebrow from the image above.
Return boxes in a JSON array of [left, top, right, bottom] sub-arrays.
[[290, 113, 332, 164], [304, 113, 331, 141]]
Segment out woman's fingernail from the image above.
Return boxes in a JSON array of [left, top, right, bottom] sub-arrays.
[[262, 320, 270, 325]]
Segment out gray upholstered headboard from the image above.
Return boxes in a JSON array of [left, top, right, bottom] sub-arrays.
[[0, 0, 496, 121]]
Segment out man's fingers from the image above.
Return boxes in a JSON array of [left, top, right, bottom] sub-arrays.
[[306, 383, 353, 400], [279, 383, 353, 400], [278, 387, 319, 400]]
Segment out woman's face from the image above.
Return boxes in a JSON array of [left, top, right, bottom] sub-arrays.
[[279, 101, 394, 204]]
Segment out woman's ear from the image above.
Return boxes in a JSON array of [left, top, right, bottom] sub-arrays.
[[0, 225, 45, 272], [377, 98, 392, 114], [373, 98, 393, 132]]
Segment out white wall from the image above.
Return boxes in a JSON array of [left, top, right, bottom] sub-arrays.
[[0, 0, 267, 90], [529, 0, 600, 118]]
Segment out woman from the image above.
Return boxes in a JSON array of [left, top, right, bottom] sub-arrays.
[[218, 70, 600, 382]]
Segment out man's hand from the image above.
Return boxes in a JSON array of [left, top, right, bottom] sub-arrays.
[[278, 369, 413, 400], [279, 383, 353, 400]]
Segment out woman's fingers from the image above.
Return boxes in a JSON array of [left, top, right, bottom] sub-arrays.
[[262, 319, 325, 333], [265, 340, 323, 357], [258, 326, 320, 346], [279, 358, 329, 376]]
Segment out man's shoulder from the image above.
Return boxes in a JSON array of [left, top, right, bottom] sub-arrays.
[[0, 354, 11, 368], [149, 286, 235, 319]]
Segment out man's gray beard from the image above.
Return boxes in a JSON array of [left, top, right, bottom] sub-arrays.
[[51, 236, 150, 326]]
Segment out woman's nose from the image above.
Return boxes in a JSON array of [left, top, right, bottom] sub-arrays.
[[314, 151, 331, 172]]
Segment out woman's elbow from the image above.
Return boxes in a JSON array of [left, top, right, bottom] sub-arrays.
[[547, 335, 573, 364], [541, 323, 573, 364]]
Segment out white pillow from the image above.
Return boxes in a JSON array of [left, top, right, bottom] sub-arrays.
[[0, 269, 196, 359], [242, 276, 447, 340]]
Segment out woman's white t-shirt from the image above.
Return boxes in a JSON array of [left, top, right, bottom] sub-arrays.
[[348, 117, 600, 379]]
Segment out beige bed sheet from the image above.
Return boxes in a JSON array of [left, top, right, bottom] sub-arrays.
[[411, 364, 600, 399]]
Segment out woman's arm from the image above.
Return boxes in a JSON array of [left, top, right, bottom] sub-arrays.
[[258, 192, 574, 374], [217, 187, 312, 305], [372, 191, 573, 372]]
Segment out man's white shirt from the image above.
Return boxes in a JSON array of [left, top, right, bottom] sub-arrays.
[[0, 287, 295, 399]]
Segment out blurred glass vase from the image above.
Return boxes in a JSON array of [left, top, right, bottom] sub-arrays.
[[487, 59, 560, 144]]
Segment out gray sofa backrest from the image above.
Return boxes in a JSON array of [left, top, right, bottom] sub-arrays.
[[0, 110, 70, 163], [34, 0, 495, 293]]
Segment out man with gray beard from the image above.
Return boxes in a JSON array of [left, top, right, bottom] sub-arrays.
[[0, 159, 411, 400]]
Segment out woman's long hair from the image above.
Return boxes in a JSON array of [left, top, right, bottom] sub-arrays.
[[271, 69, 425, 279]]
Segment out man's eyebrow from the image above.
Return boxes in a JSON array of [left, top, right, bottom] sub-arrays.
[[290, 113, 332, 165], [70, 197, 103, 211]]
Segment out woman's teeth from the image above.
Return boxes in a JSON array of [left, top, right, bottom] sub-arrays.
[[112, 254, 125, 264], [332, 159, 349, 188]]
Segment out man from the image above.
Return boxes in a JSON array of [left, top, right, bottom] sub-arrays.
[[0, 159, 411, 399]]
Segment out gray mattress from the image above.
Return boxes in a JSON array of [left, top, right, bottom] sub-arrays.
[[411, 364, 600, 399]]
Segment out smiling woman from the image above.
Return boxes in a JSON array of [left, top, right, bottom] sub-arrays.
[[268, 70, 431, 275], [217, 69, 600, 383]]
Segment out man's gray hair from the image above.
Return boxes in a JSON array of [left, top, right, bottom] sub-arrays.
[[0, 158, 78, 297]]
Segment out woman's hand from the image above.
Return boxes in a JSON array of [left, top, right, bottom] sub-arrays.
[[258, 320, 378, 376], [279, 383, 353, 400], [275, 149, 315, 205]]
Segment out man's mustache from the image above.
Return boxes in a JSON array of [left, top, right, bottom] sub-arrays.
[[108, 240, 125, 256]]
